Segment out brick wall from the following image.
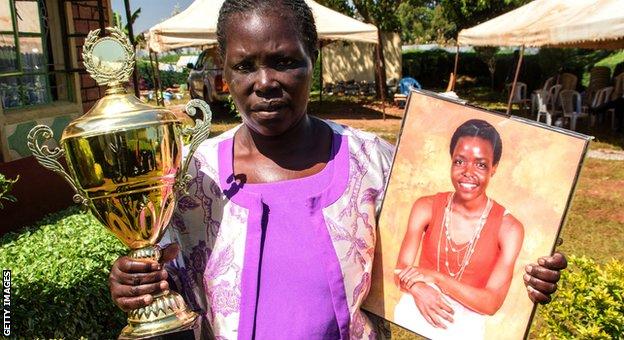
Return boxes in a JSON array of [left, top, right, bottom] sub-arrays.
[[72, 1, 111, 113], [0, 1, 113, 233]]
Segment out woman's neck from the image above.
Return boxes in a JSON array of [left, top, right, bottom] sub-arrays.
[[235, 115, 332, 171], [452, 194, 489, 216]]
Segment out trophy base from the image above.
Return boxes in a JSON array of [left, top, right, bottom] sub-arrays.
[[119, 290, 198, 339]]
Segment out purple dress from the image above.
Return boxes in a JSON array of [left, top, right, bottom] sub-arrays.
[[217, 132, 351, 339]]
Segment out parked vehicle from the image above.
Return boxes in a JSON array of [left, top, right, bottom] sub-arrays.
[[187, 49, 229, 104]]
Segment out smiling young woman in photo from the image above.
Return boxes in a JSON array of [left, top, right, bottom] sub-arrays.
[[107, 1, 566, 339], [394, 119, 525, 339]]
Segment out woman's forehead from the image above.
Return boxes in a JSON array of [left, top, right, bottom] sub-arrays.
[[223, 11, 307, 56], [224, 10, 296, 37], [454, 136, 494, 156]]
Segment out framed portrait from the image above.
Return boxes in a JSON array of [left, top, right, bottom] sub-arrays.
[[364, 90, 591, 339]]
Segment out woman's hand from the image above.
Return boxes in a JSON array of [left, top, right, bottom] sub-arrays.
[[394, 266, 434, 291], [524, 251, 567, 304], [108, 243, 180, 312], [408, 282, 454, 329]]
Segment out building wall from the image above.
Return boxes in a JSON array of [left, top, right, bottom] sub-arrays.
[[321, 32, 402, 84], [71, 1, 112, 113], [0, 0, 112, 232], [0, 0, 112, 162]]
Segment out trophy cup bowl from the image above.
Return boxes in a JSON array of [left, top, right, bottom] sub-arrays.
[[26, 27, 211, 339]]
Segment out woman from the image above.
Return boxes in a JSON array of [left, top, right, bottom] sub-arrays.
[[108, 1, 566, 339], [394, 119, 525, 339]]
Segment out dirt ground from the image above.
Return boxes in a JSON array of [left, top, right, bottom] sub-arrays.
[[311, 99, 405, 144]]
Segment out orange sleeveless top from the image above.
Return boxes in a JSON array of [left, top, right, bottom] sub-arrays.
[[418, 192, 505, 289]]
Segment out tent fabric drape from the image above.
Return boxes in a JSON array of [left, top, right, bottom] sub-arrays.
[[147, 0, 378, 53], [457, 0, 624, 50]]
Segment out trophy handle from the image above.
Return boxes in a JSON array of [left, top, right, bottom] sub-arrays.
[[27, 125, 89, 206], [176, 99, 212, 193]]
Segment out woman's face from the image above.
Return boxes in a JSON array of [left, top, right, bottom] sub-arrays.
[[450, 136, 498, 202], [222, 10, 315, 136]]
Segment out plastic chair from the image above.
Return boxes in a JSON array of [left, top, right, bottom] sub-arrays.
[[559, 73, 578, 91], [534, 90, 553, 125], [398, 77, 422, 95], [394, 77, 422, 108], [559, 90, 587, 131], [532, 77, 555, 114], [584, 86, 613, 126], [586, 66, 611, 103], [547, 84, 563, 113], [611, 72, 624, 101], [507, 82, 530, 113], [542, 77, 555, 91], [607, 73, 624, 130]]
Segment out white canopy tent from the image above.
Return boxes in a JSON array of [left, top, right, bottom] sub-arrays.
[[147, 0, 378, 53], [454, 0, 624, 113], [457, 0, 624, 50]]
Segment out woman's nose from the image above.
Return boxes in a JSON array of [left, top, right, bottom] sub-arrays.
[[462, 164, 475, 176], [254, 68, 279, 95]]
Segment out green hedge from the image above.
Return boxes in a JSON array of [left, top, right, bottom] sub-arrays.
[[0, 207, 127, 338], [539, 256, 624, 339], [3, 209, 623, 338], [401, 48, 615, 91]]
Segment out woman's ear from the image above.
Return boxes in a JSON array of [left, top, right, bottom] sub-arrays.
[[311, 48, 319, 67]]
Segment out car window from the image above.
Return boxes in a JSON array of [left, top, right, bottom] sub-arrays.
[[195, 51, 206, 70], [203, 54, 214, 69]]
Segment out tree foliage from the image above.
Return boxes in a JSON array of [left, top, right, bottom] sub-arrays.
[[315, 0, 354, 17], [316, 0, 401, 32], [439, 0, 530, 39], [397, 1, 455, 44]]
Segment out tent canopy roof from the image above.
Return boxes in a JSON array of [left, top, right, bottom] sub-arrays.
[[457, 0, 624, 49], [147, 0, 378, 53]]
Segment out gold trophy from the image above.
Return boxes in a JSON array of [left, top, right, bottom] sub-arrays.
[[26, 27, 211, 338]]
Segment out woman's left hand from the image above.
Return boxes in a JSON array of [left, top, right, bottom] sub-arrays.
[[524, 252, 567, 304]]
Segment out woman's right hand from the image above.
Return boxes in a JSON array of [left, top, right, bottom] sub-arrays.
[[108, 243, 180, 312], [408, 282, 455, 329]]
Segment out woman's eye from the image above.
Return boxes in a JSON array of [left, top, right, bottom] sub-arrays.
[[453, 159, 463, 165], [276, 58, 294, 69], [233, 62, 253, 72], [476, 162, 487, 169]]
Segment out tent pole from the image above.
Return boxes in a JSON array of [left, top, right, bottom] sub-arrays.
[[506, 45, 525, 115], [124, 0, 140, 98], [152, 51, 164, 107], [452, 44, 459, 91], [148, 50, 157, 103], [319, 42, 323, 106]]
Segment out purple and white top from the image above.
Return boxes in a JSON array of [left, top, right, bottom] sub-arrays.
[[163, 120, 394, 339]]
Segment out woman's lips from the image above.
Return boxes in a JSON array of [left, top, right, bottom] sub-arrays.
[[251, 100, 287, 112], [459, 182, 478, 190]]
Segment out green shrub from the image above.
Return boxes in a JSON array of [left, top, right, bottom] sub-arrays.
[[0, 207, 127, 338], [539, 255, 624, 339], [0, 173, 18, 209]]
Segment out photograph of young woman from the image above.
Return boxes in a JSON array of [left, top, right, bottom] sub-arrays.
[[393, 119, 524, 339]]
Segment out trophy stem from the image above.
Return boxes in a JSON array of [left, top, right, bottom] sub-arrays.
[[120, 246, 198, 339]]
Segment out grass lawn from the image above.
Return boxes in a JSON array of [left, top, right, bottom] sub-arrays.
[[4, 88, 621, 338], [306, 90, 624, 339], [198, 90, 623, 266]]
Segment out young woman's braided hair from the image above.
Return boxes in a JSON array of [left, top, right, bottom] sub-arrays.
[[216, 0, 319, 58]]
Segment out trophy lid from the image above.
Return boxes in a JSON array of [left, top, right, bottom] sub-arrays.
[[62, 27, 179, 141]]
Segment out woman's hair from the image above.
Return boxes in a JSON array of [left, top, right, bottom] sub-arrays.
[[449, 119, 503, 165], [216, 0, 318, 59]]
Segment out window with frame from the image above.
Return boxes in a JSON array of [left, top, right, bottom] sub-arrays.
[[0, 0, 70, 110]]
